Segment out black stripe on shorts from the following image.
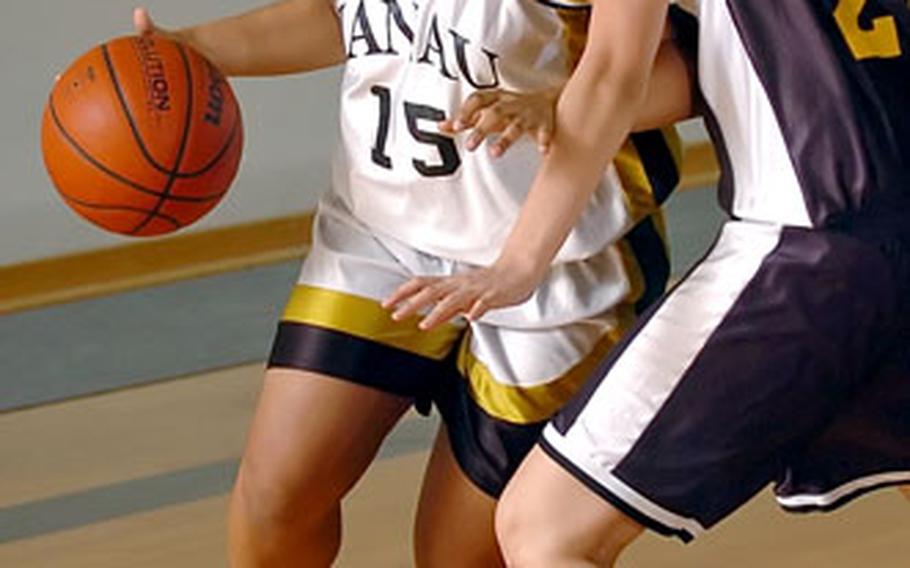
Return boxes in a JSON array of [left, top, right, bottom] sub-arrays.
[[435, 369, 546, 498], [268, 321, 446, 401]]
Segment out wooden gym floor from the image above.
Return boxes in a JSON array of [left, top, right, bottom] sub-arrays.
[[1, 363, 908, 567]]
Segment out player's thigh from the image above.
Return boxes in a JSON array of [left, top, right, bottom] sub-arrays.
[[238, 368, 412, 509], [246, 198, 468, 513], [497, 446, 643, 564], [413, 426, 503, 568]]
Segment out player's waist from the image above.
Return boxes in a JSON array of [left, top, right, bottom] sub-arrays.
[[354, 203, 622, 267], [325, 194, 628, 268], [314, 193, 639, 328]]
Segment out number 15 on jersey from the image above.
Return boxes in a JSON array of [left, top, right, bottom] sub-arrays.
[[369, 85, 461, 178]]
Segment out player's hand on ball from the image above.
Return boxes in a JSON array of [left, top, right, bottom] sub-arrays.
[[383, 260, 543, 331], [439, 88, 559, 157]]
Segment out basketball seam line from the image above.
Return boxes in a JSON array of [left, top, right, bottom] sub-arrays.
[[182, 117, 242, 178], [101, 42, 238, 180], [58, 193, 183, 228], [46, 99, 223, 204], [103, 41, 193, 235], [101, 43, 241, 180]]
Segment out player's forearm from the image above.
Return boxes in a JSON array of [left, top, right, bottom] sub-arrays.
[[175, 0, 345, 76], [633, 39, 694, 131], [497, 71, 649, 278], [493, 0, 667, 279]]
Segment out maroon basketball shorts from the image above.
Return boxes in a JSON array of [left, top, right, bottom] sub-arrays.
[[543, 219, 910, 541]]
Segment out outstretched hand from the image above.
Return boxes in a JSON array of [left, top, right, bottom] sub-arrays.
[[382, 261, 544, 331], [439, 88, 559, 157]]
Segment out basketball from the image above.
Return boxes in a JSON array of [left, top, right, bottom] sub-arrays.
[[41, 35, 243, 237]]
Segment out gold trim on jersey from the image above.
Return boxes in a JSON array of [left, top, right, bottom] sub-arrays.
[[556, 6, 590, 72], [555, 1, 683, 225], [615, 126, 680, 307], [617, 238, 647, 307], [282, 285, 461, 360], [617, 209, 672, 307], [662, 126, 685, 181], [456, 306, 635, 424], [616, 127, 683, 222]]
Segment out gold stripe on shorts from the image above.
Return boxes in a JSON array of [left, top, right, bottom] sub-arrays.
[[557, 7, 590, 72], [282, 285, 462, 360], [457, 305, 637, 424]]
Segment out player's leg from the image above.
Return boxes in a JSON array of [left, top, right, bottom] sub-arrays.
[[497, 446, 643, 568], [414, 303, 633, 567], [413, 426, 504, 567], [497, 221, 898, 565], [229, 197, 463, 566], [415, 429, 642, 568], [229, 368, 411, 566]]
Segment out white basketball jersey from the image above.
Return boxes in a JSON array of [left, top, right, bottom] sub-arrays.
[[331, 0, 678, 265]]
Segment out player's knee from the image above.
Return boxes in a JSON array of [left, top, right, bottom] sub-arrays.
[[229, 465, 343, 566], [231, 461, 331, 533], [496, 493, 631, 567], [495, 497, 553, 567]]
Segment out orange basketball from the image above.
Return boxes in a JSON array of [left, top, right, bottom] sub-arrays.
[[41, 35, 243, 236]]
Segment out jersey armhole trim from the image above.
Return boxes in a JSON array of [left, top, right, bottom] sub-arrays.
[[534, 0, 591, 11]]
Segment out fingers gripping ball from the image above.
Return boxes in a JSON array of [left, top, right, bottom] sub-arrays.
[[41, 35, 243, 236]]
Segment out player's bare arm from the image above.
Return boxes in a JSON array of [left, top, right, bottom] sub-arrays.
[[445, 34, 692, 160], [133, 0, 345, 76], [385, 0, 673, 329], [496, 0, 668, 281], [442, 28, 692, 160]]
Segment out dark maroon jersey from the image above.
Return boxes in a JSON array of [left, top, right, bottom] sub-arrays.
[[675, 0, 910, 228]]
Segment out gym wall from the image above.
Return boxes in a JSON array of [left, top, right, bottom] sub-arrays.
[[2, 0, 340, 267]]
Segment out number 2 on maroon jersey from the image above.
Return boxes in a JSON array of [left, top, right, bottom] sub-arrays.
[[833, 0, 903, 60]]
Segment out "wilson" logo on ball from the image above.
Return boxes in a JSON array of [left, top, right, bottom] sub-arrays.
[[136, 37, 171, 112]]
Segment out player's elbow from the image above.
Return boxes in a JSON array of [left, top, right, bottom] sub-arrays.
[[591, 60, 652, 114]]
